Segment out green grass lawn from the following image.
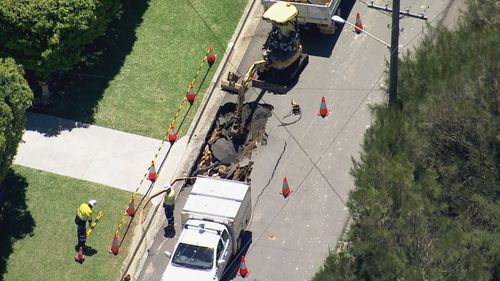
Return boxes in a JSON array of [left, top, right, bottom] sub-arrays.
[[0, 166, 143, 281], [44, 0, 247, 139]]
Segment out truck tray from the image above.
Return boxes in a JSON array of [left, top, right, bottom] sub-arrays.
[[252, 53, 309, 94]]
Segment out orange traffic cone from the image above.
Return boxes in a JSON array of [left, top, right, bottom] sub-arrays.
[[110, 233, 120, 255], [147, 161, 157, 181], [239, 255, 249, 277], [167, 123, 177, 143], [206, 47, 216, 65], [354, 13, 363, 34], [280, 177, 292, 198], [186, 83, 195, 104], [126, 196, 135, 216], [74, 246, 85, 263], [318, 96, 330, 117]]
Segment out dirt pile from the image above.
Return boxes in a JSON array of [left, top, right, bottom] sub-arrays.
[[193, 102, 273, 181]]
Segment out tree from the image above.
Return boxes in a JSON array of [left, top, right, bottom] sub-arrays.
[[313, 0, 500, 280], [0, 58, 33, 182], [0, 0, 122, 79]]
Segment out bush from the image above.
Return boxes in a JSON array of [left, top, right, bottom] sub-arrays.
[[313, 0, 500, 280], [0, 0, 122, 78], [0, 58, 33, 182]]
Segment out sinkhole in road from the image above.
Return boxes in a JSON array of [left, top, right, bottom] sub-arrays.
[[191, 101, 273, 182]]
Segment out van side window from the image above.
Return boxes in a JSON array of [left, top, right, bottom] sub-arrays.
[[217, 239, 224, 259], [221, 229, 229, 242]]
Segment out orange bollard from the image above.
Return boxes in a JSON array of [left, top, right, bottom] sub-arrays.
[[167, 123, 177, 143], [318, 96, 330, 118], [147, 161, 157, 181], [110, 233, 120, 255], [186, 83, 195, 104], [239, 255, 249, 277], [126, 196, 135, 216], [206, 47, 216, 65], [354, 13, 363, 34], [74, 246, 85, 263], [280, 177, 292, 198]]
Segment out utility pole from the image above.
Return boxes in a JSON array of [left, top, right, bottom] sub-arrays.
[[366, 0, 427, 108], [364, 1, 427, 211], [389, 0, 400, 107]]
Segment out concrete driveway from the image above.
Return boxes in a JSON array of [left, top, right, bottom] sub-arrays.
[[15, 112, 170, 195]]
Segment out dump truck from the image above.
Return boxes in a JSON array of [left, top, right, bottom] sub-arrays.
[[262, 0, 342, 34], [161, 176, 252, 281]]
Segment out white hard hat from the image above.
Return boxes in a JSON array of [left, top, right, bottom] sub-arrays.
[[88, 199, 97, 207]]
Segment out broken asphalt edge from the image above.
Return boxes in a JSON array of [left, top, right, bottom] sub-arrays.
[[116, 0, 260, 279]]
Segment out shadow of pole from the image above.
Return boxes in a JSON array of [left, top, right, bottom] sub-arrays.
[[119, 217, 134, 248], [243, 89, 267, 130], [195, 68, 212, 96], [175, 106, 193, 134]]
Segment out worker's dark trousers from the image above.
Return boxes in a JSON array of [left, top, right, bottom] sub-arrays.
[[74, 216, 87, 247], [164, 205, 174, 226]]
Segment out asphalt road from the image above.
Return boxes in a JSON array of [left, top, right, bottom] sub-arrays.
[[136, 0, 455, 280]]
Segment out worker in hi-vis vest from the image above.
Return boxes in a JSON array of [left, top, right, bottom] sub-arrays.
[[164, 187, 175, 227], [75, 200, 96, 248]]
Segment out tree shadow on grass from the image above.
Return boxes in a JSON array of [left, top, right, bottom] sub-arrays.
[[0, 170, 35, 280], [30, 0, 150, 128]]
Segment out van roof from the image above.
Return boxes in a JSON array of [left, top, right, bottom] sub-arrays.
[[179, 227, 220, 248], [185, 177, 249, 219], [192, 176, 249, 201]]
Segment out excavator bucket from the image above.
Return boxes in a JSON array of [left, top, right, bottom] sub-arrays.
[[220, 72, 243, 94]]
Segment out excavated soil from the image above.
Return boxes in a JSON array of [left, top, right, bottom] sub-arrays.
[[192, 102, 273, 181]]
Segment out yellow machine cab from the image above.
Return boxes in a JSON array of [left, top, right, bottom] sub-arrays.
[[262, 1, 298, 23]]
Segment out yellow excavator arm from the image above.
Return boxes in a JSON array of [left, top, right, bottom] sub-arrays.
[[221, 60, 267, 94]]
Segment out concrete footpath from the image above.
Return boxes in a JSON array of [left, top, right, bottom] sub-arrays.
[[14, 112, 171, 195]]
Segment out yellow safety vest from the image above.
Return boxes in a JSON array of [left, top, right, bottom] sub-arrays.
[[76, 203, 93, 221], [164, 190, 175, 206]]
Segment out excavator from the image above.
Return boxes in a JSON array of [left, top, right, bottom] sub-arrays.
[[193, 2, 307, 181], [221, 1, 308, 131]]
